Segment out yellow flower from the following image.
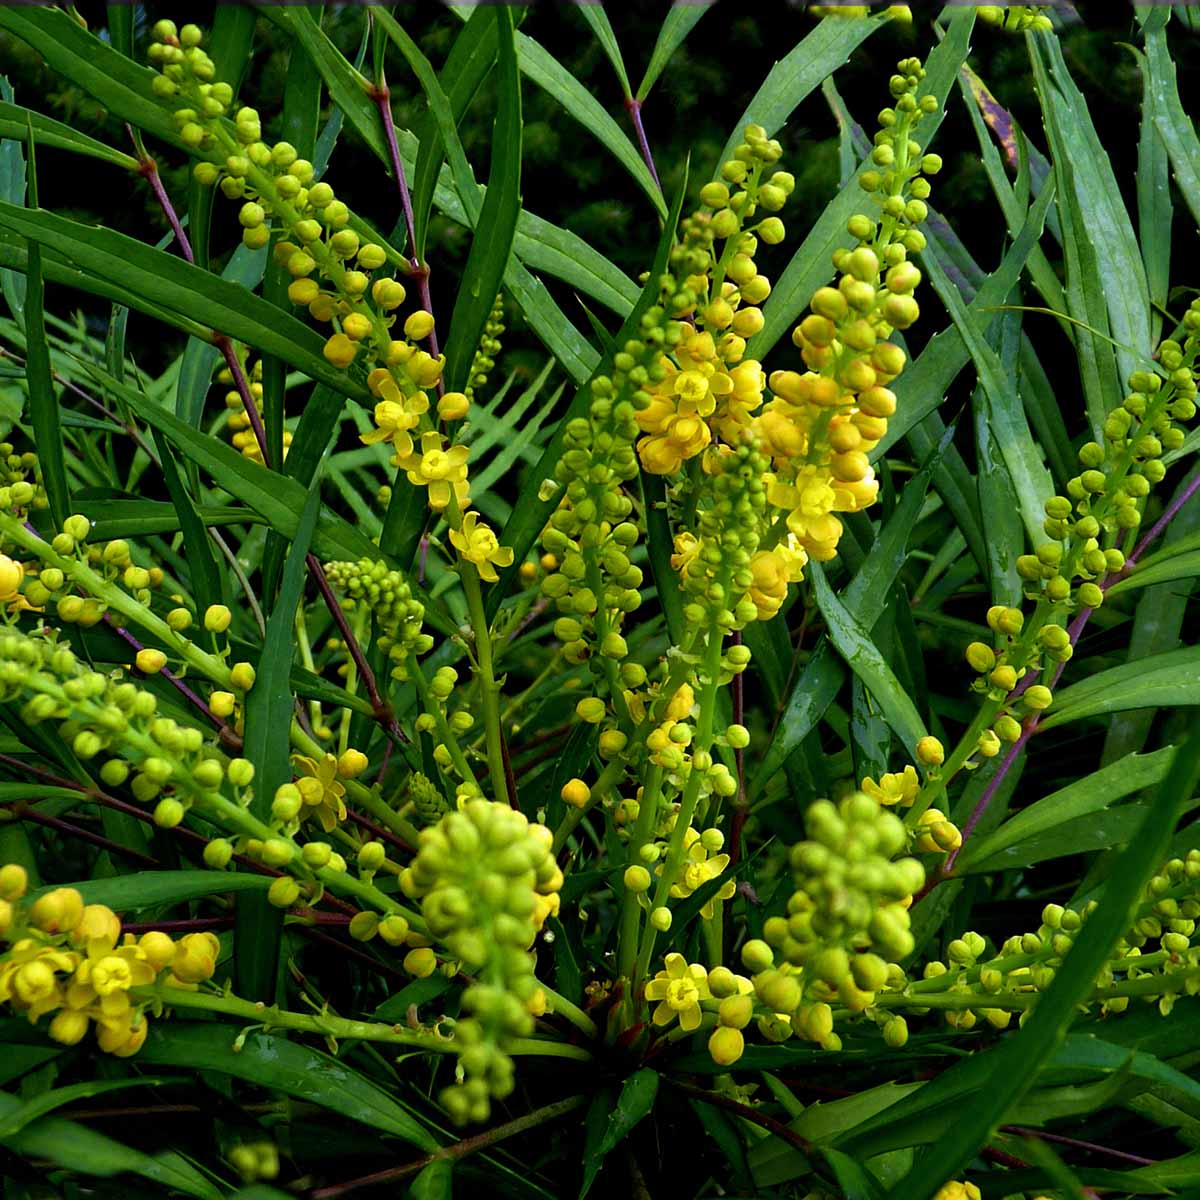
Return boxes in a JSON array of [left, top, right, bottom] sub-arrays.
[[769, 466, 844, 561], [638, 413, 711, 475], [397, 431, 470, 511], [862, 764, 920, 808], [645, 952, 711, 1031], [747, 545, 806, 622], [0, 940, 79, 1022], [712, 359, 766, 440], [0, 554, 24, 601], [665, 828, 735, 918], [359, 377, 429, 460], [449, 512, 514, 583], [292, 753, 347, 832]]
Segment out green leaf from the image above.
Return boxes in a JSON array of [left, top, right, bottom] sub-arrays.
[[237, 474, 322, 1001], [1040, 647, 1200, 730], [921, 238, 1054, 548], [1144, 20, 1200, 235], [847, 726, 1200, 1199], [512, 31, 664, 219], [579, 1068, 658, 1198], [0, 100, 138, 170], [0, 202, 367, 400], [408, 1159, 453, 1200], [138, 1023, 438, 1150], [440, 6, 522, 395], [412, 8, 496, 261], [637, 3, 716, 101], [0, 77, 27, 321], [958, 746, 1177, 871], [76, 499, 257, 541], [576, 6, 630, 99], [714, 13, 885, 180], [30, 870, 273, 910], [1030, 33, 1151, 434], [1106, 548, 1200, 598], [20, 128, 68, 530], [0, 7, 183, 149], [152, 432, 225, 633], [809, 562, 927, 755], [0, 1114, 221, 1198], [0, 1077, 181, 1138]]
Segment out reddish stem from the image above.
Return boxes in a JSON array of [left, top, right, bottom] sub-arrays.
[[344, 805, 413, 854], [14, 807, 159, 869], [624, 97, 662, 194], [947, 465, 1200, 873], [370, 78, 442, 377], [1001, 1125, 1157, 1167]]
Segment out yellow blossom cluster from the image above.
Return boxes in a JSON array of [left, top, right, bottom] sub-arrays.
[[0, 866, 217, 1056]]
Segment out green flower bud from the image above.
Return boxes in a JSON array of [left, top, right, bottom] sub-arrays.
[[268, 877, 300, 908], [154, 798, 184, 828], [623, 865, 651, 893], [741, 939, 774, 973], [203, 838, 233, 869], [359, 841, 387, 872]]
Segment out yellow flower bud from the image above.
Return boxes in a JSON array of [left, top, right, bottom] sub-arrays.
[[915, 736, 944, 767], [708, 1026, 745, 1066], [437, 392, 470, 421], [560, 778, 590, 809], [337, 748, 369, 779], [136, 648, 168, 674], [210, 691, 236, 718], [230, 662, 257, 691], [288, 278, 320, 306], [404, 311, 435, 340], [404, 947, 438, 978], [204, 604, 232, 632], [343, 313, 372, 341], [349, 912, 380, 941], [0, 554, 24, 600], [323, 334, 357, 369], [624, 865, 651, 893], [267, 877, 300, 908], [0, 863, 28, 901]]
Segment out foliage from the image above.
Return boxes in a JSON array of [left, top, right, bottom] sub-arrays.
[[0, 4, 1198, 1198]]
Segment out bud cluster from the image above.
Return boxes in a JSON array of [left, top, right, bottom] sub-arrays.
[[977, 5, 1054, 32], [323, 558, 432, 680], [399, 801, 563, 1122], [465, 294, 506, 404]]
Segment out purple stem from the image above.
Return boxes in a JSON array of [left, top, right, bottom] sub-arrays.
[[1001, 1126, 1157, 1167], [947, 466, 1200, 871], [106, 617, 228, 734], [372, 79, 442, 374], [16, 807, 159, 869], [625, 98, 662, 193], [131, 127, 194, 263]]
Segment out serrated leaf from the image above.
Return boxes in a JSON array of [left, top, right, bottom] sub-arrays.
[[576, 5, 630, 99], [579, 1068, 658, 1198], [958, 746, 1176, 871], [30, 870, 273, 911], [0, 1106, 221, 1198], [0, 100, 137, 170], [237, 474, 322, 1001], [439, 6, 521, 395]]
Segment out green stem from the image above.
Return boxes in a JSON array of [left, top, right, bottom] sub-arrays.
[[552, 758, 626, 855], [540, 983, 599, 1039], [635, 625, 727, 985], [461, 567, 510, 807]]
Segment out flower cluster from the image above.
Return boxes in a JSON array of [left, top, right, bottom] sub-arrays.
[[636, 127, 786, 476], [399, 801, 564, 1123], [959, 318, 1200, 752], [0, 866, 217, 1056], [147, 22, 510, 582], [218, 356, 292, 465]]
